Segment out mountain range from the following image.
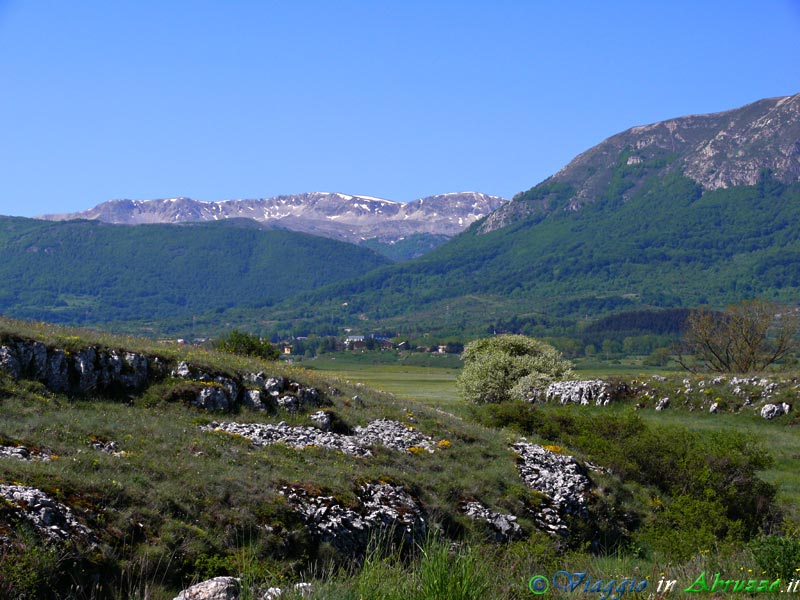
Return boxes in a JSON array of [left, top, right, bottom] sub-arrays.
[[257, 93, 800, 339], [40, 192, 508, 260], [4, 93, 800, 339]]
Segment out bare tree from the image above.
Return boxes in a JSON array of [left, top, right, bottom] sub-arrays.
[[676, 299, 798, 373]]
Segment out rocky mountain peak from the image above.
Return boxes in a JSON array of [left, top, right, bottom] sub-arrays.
[[38, 191, 507, 247], [479, 93, 800, 233]]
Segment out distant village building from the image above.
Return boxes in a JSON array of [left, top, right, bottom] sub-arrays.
[[345, 335, 367, 350]]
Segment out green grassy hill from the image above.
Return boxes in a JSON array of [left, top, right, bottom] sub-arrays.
[[0, 318, 797, 598]]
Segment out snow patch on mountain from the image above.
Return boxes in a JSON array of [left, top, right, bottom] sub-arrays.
[[38, 192, 508, 246]]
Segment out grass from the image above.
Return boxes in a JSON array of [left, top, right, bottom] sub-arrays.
[[1, 318, 799, 598], [0, 324, 534, 596], [255, 348, 800, 530], [304, 351, 677, 416], [304, 353, 463, 416]]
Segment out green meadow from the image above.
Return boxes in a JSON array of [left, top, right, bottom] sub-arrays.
[[306, 350, 800, 521], [1, 324, 798, 598], [303, 352, 463, 415]]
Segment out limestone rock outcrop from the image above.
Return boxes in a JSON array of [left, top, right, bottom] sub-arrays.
[[760, 403, 791, 420], [201, 418, 439, 457], [0, 338, 151, 395], [0, 484, 94, 544], [0, 445, 52, 462], [173, 362, 326, 413], [543, 380, 624, 406], [202, 421, 372, 456], [461, 501, 523, 542], [280, 482, 426, 556], [512, 442, 591, 536], [0, 337, 329, 417], [173, 577, 240, 600]]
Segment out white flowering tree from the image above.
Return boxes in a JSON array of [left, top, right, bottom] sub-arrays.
[[457, 334, 573, 404]]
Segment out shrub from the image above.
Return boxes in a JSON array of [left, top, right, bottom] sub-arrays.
[[457, 335, 572, 404], [637, 495, 737, 562], [0, 531, 64, 599], [473, 404, 777, 554], [750, 535, 800, 580], [212, 329, 280, 360]]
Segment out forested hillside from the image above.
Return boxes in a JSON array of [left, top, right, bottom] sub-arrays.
[[0, 217, 390, 331], [256, 174, 800, 339]]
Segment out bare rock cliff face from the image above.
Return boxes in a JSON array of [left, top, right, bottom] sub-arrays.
[[680, 95, 800, 190]]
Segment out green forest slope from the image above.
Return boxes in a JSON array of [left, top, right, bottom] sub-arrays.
[[0, 217, 390, 331], [258, 173, 800, 338]]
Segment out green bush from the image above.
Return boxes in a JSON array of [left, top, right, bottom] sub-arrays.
[[0, 532, 63, 599], [212, 329, 280, 360], [473, 404, 777, 555], [457, 335, 572, 404], [637, 495, 740, 562], [750, 535, 800, 580], [470, 400, 543, 433], [193, 552, 235, 580]]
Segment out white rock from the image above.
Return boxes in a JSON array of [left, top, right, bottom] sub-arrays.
[[760, 403, 785, 420], [173, 576, 240, 600]]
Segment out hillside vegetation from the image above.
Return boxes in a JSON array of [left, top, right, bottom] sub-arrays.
[[0, 217, 390, 332], [0, 318, 797, 599], [257, 174, 800, 339], [212, 94, 800, 339]]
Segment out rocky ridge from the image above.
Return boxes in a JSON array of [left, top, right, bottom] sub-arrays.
[[461, 501, 523, 543], [479, 93, 800, 232], [524, 377, 794, 420], [0, 339, 152, 395], [280, 482, 427, 557], [633, 375, 794, 419], [39, 191, 508, 246], [512, 442, 591, 537], [0, 337, 327, 415], [539, 379, 626, 406]]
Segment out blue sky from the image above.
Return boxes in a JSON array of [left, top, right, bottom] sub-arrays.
[[1, 1, 798, 217]]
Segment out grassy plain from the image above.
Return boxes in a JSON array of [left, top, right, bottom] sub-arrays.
[[302, 352, 463, 415], [305, 351, 799, 522], [303, 352, 671, 415]]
